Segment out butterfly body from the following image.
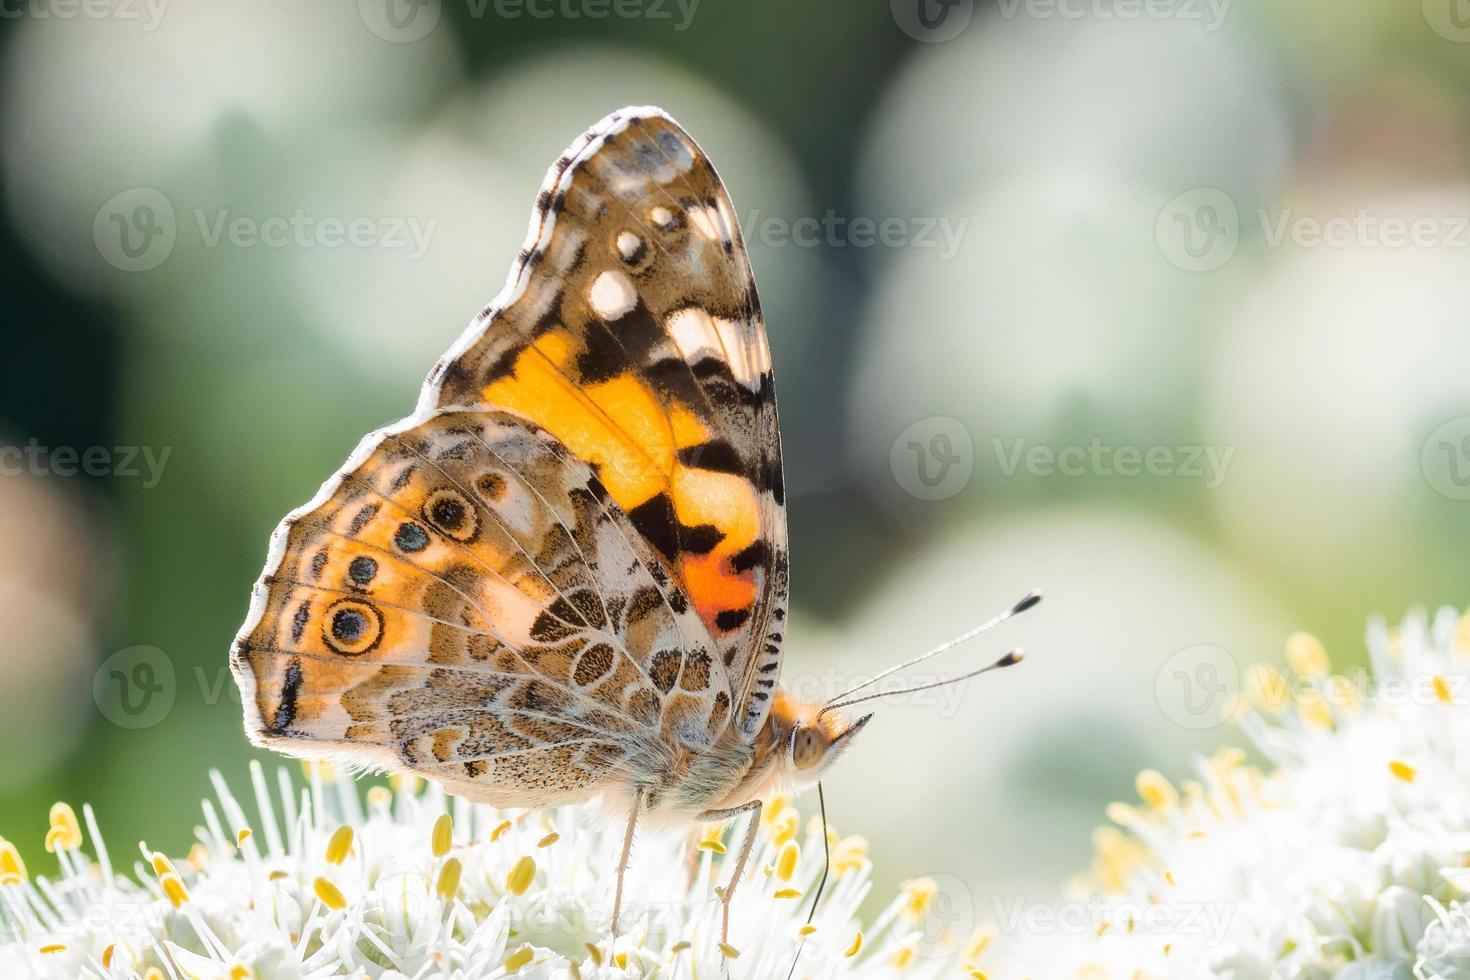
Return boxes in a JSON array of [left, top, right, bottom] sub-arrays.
[[231, 106, 873, 940]]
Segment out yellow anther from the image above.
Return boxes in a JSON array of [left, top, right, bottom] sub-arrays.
[[1286, 632, 1329, 676], [843, 931, 863, 957], [768, 808, 799, 846], [102, 943, 117, 968], [0, 839, 28, 885], [962, 923, 996, 961], [46, 803, 82, 853], [1433, 675, 1454, 704], [313, 877, 347, 911], [151, 852, 177, 877], [1245, 664, 1291, 711], [491, 820, 513, 843], [161, 873, 189, 908], [773, 887, 802, 899], [388, 772, 422, 795], [891, 944, 916, 969], [1389, 760, 1417, 783], [506, 855, 536, 895], [437, 857, 462, 900], [268, 870, 289, 881], [970, 972, 991, 980], [775, 840, 800, 882], [39, 943, 65, 954], [832, 835, 868, 874], [901, 877, 938, 919], [1135, 770, 1177, 812], [229, 966, 252, 980], [432, 814, 453, 858], [366, 786, 392, 809], [584, 943, 603, 966], [325, 825, 354, 866], [145, 969, 165, 980], [538, 832, 560, 848], [719, 942, 740, 959], [504, 945, 534, 972], [698, 824, 727, 854], [761, 795, 790, 827], [300, 759, 339, 784], [1297, 694, 1334, 730], [236, 828, 251, 846], [671, 941, 691, 952], [1163, 869, 1177, 886]]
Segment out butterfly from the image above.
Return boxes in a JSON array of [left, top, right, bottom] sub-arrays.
[[230, 105, 1037, 951]]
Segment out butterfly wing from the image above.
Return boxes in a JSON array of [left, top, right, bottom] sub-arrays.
[[423, 107, 788, 743], [231, 409, 733, 807]]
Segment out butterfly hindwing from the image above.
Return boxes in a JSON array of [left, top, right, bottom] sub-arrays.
[[231, 409, 734, 806], [423, 107, 789, 742]]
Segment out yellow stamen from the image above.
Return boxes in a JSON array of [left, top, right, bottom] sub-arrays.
[[145, 969, 165, 980], [698, 824, 727, 853], [437, 857, 462, 900], [39, 944, 65, 954], [150, 852, 176, 877], [1433, 675, 1454, 704], [366, 786, 392, 809], [891, 945, 916, 969], [313, 877, 347, 910], [719, 942, 740, 959], [773, 887, 802, 899], [300, 759, 339, 784], [844, 931, 864, 957], [432, 814, 453, 858], [1297, 694, 1334, 730], [962, 923, 996, 961], [506, 855, 536, 895], [236, 828, 251, 846], [102, 943, 117, 968], [46, 803, 82, 853], [325, 825, 353, 866], [768, 808, 800, 846], [1286, 632, 1329, 676], [1389, 760, 1417, 783], [584, 943, 603, 966], [0, 839, 28, 884], [229, 966, 252, 980], [388, 772, 421, 795], [491, 820, 513, 842], [799, 924, 818, 936], [775, 840, 800, 882], [538, 832, 560, 848], [671, 941, 691, 952], [504, 944, 534, 972], [900, 877, 938, 919], [832, 835, 869, 875], [1135, 769, 1177, 812], [161, 873, 189, 908]]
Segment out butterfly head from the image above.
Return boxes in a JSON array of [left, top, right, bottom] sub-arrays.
[[774, 693, 872, 785]]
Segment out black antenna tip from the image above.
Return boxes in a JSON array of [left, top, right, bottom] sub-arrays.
[[1012, 591, 1044, 615], [997, 649, 1024, 667]]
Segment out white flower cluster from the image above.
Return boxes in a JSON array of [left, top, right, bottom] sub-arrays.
[[0, 764, 994, 979], [1023, 609, 1470, 979]]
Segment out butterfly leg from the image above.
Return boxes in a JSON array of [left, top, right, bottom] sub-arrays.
[[611, 787, 644, 939], [697, 800, 763, 949]]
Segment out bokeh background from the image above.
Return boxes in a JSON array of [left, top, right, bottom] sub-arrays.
[[4, 0, 1470, 962]]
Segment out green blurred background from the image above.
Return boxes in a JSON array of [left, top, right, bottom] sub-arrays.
[[3, 0, 1470, 951]]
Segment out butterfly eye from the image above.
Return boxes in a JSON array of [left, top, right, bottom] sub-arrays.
[[322, 599, 383, 656], [791, 726, 827, 771]]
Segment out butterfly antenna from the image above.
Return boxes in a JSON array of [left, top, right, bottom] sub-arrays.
[[784, 782, 830, 980], [816, 591, 1040, 718]]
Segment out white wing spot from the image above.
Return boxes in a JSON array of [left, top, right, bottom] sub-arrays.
[[589, 270, 637, 320], [650, 206, 676, 229], [616, 231, 643, 262], [666, 307, 722, 364], [688, 206, 725, 242]]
